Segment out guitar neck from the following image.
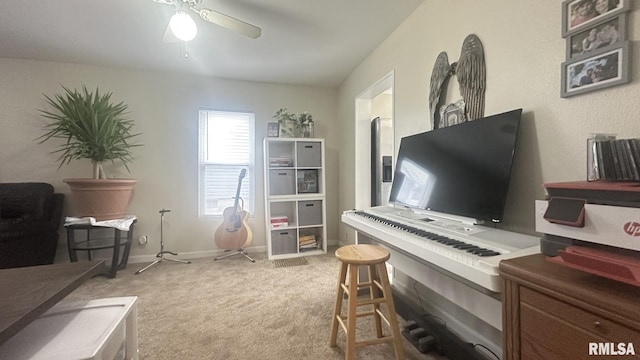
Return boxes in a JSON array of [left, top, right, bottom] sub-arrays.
[[233, 170, 246, 210]]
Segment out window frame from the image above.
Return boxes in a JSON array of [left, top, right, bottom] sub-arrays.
[[198, 108, 255, 218]]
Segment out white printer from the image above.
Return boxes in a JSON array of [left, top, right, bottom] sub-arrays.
[[535, 181, 640, 286]]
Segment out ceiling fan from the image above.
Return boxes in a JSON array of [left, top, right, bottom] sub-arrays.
[[153, 0, 261, 41]]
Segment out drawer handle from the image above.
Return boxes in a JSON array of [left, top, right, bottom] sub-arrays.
[[594, 321, 601, 327], [279, 232, 288, 235], [305, 145, 313, 148], [278, 172, 286, 175], [305, 204, 314, 207]]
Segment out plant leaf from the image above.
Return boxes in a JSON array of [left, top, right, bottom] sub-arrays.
[[36, 86, 142, 175]]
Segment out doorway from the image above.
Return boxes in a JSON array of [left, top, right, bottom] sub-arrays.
[[354, 72, 394, 210]]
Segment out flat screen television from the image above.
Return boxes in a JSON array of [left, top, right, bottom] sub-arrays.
[[388, 109, 522, 223]]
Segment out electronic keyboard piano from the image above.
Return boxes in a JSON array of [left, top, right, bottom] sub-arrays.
[[342, 205, 540, 292]]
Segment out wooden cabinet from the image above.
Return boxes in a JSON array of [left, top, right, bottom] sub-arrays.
[[500, 254, 640, 359], [263, 138, 327, 259]]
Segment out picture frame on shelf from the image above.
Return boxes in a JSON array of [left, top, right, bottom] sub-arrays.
[[561, 41, 630, 98], [567, 14, 625, 59], [297, 169, 318, 193], [562, 0, 630, 37], [267, 122, 280, 137], [438, 100, 466, 129]]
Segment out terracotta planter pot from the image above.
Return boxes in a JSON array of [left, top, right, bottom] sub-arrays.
[[64, 179, 136, 221]]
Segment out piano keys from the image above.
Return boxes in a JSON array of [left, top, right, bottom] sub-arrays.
[[342, 205, 540, 293]]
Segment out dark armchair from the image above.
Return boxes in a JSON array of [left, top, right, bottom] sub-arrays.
[[0, 183, 64, 269]]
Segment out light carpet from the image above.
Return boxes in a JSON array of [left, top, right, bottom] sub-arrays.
[[62, 249, 446, 360]]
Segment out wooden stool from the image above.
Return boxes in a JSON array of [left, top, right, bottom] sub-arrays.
[[329, 244, 405, 360]]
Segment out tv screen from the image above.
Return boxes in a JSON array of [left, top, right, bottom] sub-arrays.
[[388, 109, 522, 223]]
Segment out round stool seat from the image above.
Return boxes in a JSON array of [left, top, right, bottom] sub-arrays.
[[335, 244, 390, 265]]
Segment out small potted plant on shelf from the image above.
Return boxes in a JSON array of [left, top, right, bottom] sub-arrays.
[[297, 111, 314, 138], [273, 108, 297, 137], [37, 85, 142, 220], [272, 108, 314, 138]]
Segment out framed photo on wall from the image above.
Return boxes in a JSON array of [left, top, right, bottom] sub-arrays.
[[561, 41, 630, 97], [561, 0, 630, 37], [566, 14, 625, 59]]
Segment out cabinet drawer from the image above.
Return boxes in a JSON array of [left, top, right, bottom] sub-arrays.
[[521, 287, 639, 343], [296, 141, 321, 167], [298, 200, 322, 226], [271, 229, 297, 255], [520, 302, 603, 360], [269, 170, 295, 195]]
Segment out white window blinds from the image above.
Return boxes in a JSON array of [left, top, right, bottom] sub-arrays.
[[198, 110, 255, 217]]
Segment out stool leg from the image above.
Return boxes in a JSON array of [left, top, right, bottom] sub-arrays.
[[368, 264, 383, 338], [330, 261, 348, 347], [376, 263, 405, 360], [346, 264, 358, 360]]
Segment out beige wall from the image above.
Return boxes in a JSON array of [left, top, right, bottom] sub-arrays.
[[0, 58, 339, 262], [338, 0, 640, 240]]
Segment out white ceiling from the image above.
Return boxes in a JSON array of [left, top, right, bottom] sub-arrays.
[[0, 0, 424, 87]]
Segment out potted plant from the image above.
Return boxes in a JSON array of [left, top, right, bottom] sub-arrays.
[[272, 108, 314, 138], [273, 108, 298, 137], [37, 85, 142, 220], [297, 111, 314, 138]]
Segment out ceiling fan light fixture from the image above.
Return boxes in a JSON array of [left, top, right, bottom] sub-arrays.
[[169, 10, 197, 41]]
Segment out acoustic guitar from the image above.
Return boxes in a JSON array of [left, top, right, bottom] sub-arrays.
[[214, 169, 253, 250]]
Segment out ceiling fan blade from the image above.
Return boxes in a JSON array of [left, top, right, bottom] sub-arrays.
[[192, 7, 261, 39]]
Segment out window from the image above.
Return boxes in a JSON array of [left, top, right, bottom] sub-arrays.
[[198, 110, 255, 217]]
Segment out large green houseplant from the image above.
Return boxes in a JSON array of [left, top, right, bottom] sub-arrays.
[[38, 85, 142, 220]]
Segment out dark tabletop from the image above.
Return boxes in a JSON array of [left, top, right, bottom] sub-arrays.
[[0, 260, 105, 345]]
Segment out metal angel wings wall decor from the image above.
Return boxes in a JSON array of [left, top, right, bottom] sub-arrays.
[[428, 34, 486, 129]]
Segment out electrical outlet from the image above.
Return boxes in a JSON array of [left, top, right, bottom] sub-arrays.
[[138, 235, 148, 245]]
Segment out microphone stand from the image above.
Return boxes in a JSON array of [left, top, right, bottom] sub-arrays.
[[135, 208, 191, 274]]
